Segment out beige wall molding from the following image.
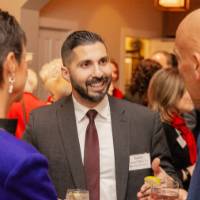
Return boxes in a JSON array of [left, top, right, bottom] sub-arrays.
[[22, 0, 49, 10], [39, 17, 78, 31]]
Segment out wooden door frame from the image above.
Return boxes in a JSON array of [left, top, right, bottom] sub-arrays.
[[119, 27, 161, 93], [20, 0, 79, 71]]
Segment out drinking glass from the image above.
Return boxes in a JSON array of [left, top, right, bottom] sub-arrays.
[[150, 177, 179, 200], [65, 189, 89, 200]]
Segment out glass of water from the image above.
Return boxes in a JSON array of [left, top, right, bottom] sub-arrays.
[[150, 177, 179, 200], [66, 189, 89, 200]]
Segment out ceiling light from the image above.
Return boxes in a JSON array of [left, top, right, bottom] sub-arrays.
[[154, 0, 190, 11]]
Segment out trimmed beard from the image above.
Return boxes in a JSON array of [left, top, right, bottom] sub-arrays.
[[70, 76, 111, 103]]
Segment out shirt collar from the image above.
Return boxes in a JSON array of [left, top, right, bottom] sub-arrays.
[[72, 94, 110, 122]]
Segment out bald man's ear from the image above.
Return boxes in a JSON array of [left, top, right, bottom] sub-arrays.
[[193, 52, 200, 73], [61, 66, 70, 82]]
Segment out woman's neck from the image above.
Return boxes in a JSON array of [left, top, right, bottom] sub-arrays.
[[0, 90, 11, 118]]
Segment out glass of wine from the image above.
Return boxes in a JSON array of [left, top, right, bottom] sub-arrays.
[[65, 189, 89, 200], [150, 177, 179, 200]]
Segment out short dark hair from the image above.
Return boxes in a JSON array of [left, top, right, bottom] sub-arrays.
[[61, 30, 105, 66], [0, 10, 26, 83]]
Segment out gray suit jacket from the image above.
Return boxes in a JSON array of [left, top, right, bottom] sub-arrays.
[[24, 95, 179, 200]]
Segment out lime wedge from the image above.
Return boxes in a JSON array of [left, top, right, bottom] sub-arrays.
[[144, 176, 161, 186]]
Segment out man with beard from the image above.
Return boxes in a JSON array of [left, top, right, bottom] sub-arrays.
[[24, 30, 179, 200]]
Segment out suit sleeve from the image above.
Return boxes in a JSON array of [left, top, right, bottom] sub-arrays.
[[23, 112, 36, 147], [188, 161, 200, 199], [187, 110, 200, 199], [151, 113, 183, 187], [5, 153, 57, 200]]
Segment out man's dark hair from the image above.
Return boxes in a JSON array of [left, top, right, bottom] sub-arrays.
[[0, 10, 26, 82], [61, 30, 105, 66]]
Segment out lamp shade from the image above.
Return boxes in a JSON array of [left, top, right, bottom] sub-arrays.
[[154, 0, 190, 11]]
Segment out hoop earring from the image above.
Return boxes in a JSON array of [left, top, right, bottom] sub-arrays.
[[8, 76, 15, 94]]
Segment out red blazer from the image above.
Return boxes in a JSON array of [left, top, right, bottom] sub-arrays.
[[7, 92, 46, 138], [113, 87, 124, 99]]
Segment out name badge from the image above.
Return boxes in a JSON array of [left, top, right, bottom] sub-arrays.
[[176, 135, 187, 148], [129, 153, 151, 171]]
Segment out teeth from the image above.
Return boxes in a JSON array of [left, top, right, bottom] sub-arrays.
[[91, 82, 103, 87]]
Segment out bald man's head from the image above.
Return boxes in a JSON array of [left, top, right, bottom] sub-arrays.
[[174, 9, 200, 108], [175, 9, 200, 67], [176, 9, 200, 53]]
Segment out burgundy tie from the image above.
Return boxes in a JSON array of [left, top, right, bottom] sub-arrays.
[[84, 109, 100, 200]]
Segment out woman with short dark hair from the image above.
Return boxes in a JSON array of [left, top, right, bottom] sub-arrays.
[[0, 9, 57, 200]]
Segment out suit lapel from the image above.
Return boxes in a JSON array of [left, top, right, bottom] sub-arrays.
[[56, 96, 86, 189], [109, 97, 129, 200]]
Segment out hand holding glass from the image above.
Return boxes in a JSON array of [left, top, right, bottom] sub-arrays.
[[150, 177, 179, 200]]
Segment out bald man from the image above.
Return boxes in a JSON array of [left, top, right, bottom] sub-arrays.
[[175, 9, 200, 200]]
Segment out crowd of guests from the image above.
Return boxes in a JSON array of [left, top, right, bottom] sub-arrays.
[[1, 7, 200, 200]]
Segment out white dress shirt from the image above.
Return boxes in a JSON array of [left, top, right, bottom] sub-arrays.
[[72, 95, 117, 200]]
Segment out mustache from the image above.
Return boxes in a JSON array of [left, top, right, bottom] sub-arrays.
[[86, 76, 110, 86]]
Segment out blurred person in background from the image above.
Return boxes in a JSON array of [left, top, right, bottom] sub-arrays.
[[151, 50, 178, 69], [108, 59, 124, 99], [39, 58, 72, 103], [148, 68, 196, 190], [152, 50, 198, 135], [125, 59, 162, 105], [0, 9, 57, 199], [7, 68, 45, 138]]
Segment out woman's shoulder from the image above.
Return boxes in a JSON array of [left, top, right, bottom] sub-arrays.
[[0, 129, 41, 160]]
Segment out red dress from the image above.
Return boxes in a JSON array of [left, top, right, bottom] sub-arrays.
[[113, 87, 124, 99], [7, 92, 46, 138]]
